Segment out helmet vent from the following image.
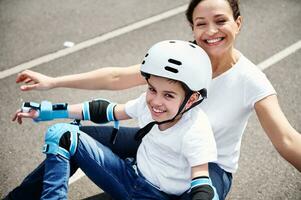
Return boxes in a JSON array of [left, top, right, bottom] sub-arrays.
[[169, 41, 176, 43], [168, 59, 182, 66], [142, 60, 145, 64], [189, 44, 196, 48], [165, 66, 178, 73]]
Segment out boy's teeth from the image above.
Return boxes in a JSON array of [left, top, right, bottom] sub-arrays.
[[153, 107, 164, 113], [207, 38, 222, 43]]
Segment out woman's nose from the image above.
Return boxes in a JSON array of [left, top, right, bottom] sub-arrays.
[[206, 24, 218, 36]]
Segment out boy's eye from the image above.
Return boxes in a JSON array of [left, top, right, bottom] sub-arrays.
[[165, 93, 174, 99], [148, 87, 156, 93]]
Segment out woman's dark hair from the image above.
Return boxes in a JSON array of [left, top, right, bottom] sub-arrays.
[[185, 0, 241, 25]]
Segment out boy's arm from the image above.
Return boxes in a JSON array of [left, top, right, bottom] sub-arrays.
[[68, 104, 130, 121], [13, 99, 131, 124], [190, 164, 218, 200], [16, 65, 146, 91]]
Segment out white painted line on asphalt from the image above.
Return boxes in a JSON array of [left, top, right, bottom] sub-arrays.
[[68, 39, 301, 185], [258, 40, 301, 70], [0, 4, 188, 80]]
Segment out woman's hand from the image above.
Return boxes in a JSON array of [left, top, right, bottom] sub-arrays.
[[12, 109, 39, 124], [16, 70, 56, 91]]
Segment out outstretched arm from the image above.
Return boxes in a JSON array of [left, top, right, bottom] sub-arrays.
[[13, 100, 130, 124], [16, 64, 146, 91], [255, 95, 301, 172]]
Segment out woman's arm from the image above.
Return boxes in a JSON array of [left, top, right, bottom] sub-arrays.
[[255, 94, 301, 172], [16, 64, 146, 91]]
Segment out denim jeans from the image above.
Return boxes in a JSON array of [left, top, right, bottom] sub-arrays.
[[6, 125, 232, 200], [41, 130, 179, 200]]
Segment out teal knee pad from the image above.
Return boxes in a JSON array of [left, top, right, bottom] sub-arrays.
[[43, 123, 79, 160]]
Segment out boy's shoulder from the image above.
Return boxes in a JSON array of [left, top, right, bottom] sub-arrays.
[[180, 107, 212, 135]]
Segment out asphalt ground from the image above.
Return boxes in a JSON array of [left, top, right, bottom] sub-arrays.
[[0, 0, 300, 199]]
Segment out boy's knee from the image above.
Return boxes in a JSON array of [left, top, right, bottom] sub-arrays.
[[43, 123, 79, 160]]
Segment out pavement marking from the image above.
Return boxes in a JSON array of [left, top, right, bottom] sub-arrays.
[[258, 40, 301, 70], [68, 39, 301, 185], [0, 4, 188, 80]]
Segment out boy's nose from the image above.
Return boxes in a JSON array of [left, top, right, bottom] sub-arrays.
[[151, 96, 163, 106]]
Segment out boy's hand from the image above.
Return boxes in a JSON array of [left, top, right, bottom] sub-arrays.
[[12, 108, 39, 124], [16, 70, 55, 91]]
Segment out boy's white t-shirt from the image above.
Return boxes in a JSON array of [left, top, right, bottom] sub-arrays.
[[125, 93, 217, 195], [199, 53, 276, 173]]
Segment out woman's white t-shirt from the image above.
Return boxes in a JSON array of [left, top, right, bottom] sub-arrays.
[[198, 53, 276, 173], [125, 93, 217, 195]]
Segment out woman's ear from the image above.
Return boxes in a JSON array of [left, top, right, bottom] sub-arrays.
[[235, 16, 243, 33]]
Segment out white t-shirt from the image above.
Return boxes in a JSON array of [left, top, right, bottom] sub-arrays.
[[125, 93, 217, 195], [199, 53, 276, 173]]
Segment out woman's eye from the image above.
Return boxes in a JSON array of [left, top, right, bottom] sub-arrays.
[[196, 22, 206, 27], [216, 19, 226, 25]]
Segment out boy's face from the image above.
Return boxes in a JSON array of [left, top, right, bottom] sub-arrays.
[[146, 75, 186, 123]]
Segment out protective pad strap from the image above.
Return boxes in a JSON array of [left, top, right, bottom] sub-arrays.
[[191, 177, 212, 188], [37, 101, 53, 121], [82, 101, 90, 120], [191, 177, 219, 200], [107, 102, 120, 136], [43, 123, 79, 160]]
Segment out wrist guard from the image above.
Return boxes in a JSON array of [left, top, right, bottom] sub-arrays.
[[191, 176, 219, 200], [82, 99, 119, 144], [21, 101, 69, 122]]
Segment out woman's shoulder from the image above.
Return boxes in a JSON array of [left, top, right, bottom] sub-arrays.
[[234, 53, 270, 83], [237, 53, 263, 74]]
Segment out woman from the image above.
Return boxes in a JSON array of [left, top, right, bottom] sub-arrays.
[[7, 0, 301, 199]]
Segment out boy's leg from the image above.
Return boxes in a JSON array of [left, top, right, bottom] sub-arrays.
[[73, 130, 135, 199], [5, 125, 139, 200], [79, 126, 140, 159], [179, 162, 232, 200], [75, 131, 171, 200], [40, 155, 70, 200], [40, 123, 137, 200]]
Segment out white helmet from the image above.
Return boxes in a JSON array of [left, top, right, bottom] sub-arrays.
[[140, 40, 212, 96]]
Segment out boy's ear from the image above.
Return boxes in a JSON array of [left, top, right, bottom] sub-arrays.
[[185, 93, 199, 110]]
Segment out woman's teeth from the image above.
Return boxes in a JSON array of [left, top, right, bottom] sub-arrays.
[[206, 37, 223, 43]]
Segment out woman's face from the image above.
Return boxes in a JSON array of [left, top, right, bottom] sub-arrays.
[[192, 0, 242, 58]]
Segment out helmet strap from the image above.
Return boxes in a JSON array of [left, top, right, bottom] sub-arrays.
[[135, 90, 205, 141]]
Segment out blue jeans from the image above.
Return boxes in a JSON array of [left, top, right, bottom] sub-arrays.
[[41, 131, 179, 200], [6, 125, 232, 200]]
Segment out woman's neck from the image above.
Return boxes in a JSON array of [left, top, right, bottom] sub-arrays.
[[210, 49, 240, 78]]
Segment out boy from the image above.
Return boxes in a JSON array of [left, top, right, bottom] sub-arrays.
[[13, 40, 218, 200]]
